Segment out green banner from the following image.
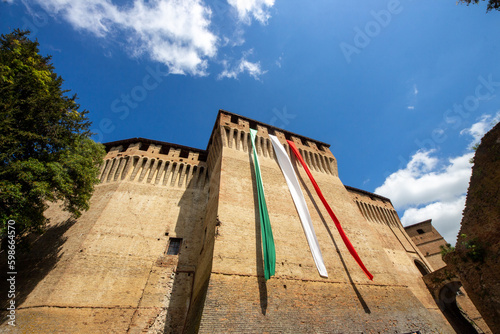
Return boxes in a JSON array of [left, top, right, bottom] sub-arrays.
[[250, 129, 276, 280]]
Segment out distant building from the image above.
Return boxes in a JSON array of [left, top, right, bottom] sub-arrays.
[[405, 220, 491, 333], [405, 219, 448, 271]]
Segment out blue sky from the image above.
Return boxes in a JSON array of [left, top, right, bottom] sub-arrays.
[[1, 0, 499, 245]]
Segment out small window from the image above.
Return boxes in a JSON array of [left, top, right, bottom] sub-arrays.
[[167, 238, 182, 255], [417, 229, 425, 235]]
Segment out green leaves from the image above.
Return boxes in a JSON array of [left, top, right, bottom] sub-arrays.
[[0, 30, 105, 246], [458, 0, 500, 12]]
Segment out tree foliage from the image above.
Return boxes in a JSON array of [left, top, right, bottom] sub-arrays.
[[0, 29, 105, 245], [459, 0, 500, 12]]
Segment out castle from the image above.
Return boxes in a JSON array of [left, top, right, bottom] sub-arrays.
[[1, 110, 474, 333]]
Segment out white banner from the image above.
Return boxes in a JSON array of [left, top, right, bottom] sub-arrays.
[[269, 135, 328, 278]]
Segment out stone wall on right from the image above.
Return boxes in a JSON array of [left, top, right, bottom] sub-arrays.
[[444, 122, 500, 333]]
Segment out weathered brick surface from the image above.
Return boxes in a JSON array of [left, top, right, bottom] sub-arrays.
[[199, 274, 450, 333], [2, 307, 134, 333]]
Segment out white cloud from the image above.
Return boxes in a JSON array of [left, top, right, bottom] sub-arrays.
[[375, 150, 472, 210], [401, 196, 466, 246], [218, 51, 266, 80], [227, 0, 275, 24], [275, 55, 282, 68], [375, 113, 499, 245], [375, 150, 471, 245], [406, 83, 418, 110], [460, 111, 500, 147], [29, 0, 218, 75]]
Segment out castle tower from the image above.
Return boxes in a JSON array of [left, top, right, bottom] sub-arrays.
[[189, 111, 453, 333], [1, 110, 456, 333]]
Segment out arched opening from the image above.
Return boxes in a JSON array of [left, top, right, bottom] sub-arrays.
[[438, 282, 478, 334], [414, 260, 430, 276]]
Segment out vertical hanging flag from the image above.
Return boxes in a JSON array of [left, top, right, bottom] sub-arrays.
[[250, 129, 276, 280], [269, 135, 328, 278], [287, 140, 373, 280]]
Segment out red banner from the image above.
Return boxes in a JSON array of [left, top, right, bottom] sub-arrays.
[[287, 140, 373, 280]]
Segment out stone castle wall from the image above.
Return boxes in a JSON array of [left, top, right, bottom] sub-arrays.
[[0, 138, 210, 333], [0, 110, 457, 333]]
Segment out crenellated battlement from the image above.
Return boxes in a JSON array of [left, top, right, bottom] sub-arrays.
[[99, 110, 340, 187], [215, 110, 338, 176], [99, 138, 208, 188], [104, 137, 207, 162]]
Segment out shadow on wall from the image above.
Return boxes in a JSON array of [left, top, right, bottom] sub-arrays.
[[163, 170, 208, 333], [248, 147, 269, 316], [292, 154, 371, 314], [0, 218, 77, 322]]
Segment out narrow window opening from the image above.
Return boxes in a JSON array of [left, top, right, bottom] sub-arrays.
[[230, 114, 239, 124], [166, 237, 182, 255], [417, 229, 425, 235]]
